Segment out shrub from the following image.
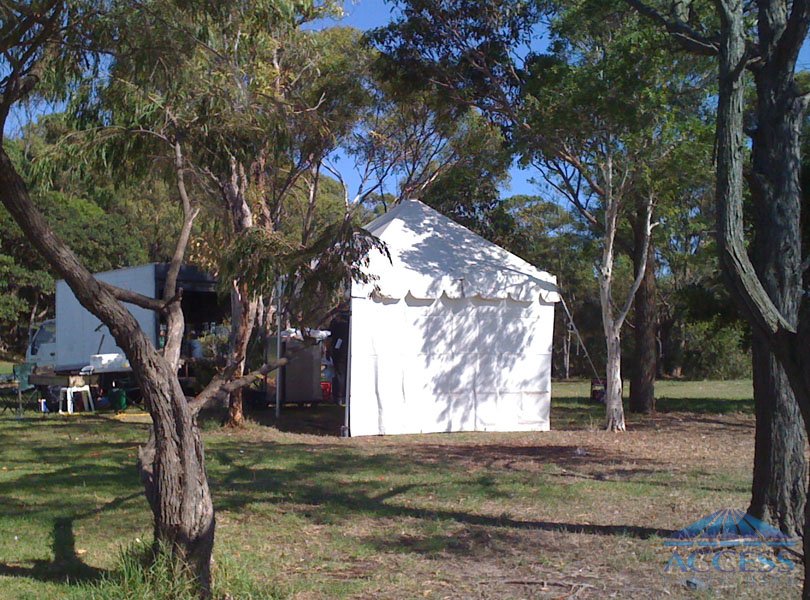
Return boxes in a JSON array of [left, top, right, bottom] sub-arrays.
[[681, 319, 751, 380]]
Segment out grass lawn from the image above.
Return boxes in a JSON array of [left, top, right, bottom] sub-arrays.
[[0, 361, 13, 376], [551, 379, 754, 429], [0, 380, 798, 599]]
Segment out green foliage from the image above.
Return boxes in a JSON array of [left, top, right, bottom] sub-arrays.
[[370, 0, 542, 121], [374, 0, 720, 383], [0, 126, 152, 353], [421, 113, 517, 245], [518, 0, 715, 206], [220, 219, 388, 327], [80, 1, 382, 332], [680, 319, 752, 380]]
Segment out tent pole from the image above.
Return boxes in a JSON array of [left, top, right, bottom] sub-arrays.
[[275, 279, 282, 420], [341, 297, 352, 437]]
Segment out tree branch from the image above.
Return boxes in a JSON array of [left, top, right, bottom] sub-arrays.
[[102, 282, 167, 312], [616, 194, 656, 328], [625, 0, 721, 55], [773, 0, 810, 75], [188, 357, 288, 415], [162, 139, 199, 301]]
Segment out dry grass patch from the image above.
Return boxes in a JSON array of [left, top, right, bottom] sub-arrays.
[[0, 380, 801, 598]]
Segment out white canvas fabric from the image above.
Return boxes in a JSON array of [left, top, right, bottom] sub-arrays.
[[355, 199, 560, 303], [349, 199, 558, 436]]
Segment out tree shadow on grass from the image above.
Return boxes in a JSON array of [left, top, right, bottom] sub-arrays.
[[208, 440, 673, 559], [0, 491, 141, 586], [551, 395, 755, 431], [246, 403, 344, 436], [360, 519, 666, 559], [0, 516, 102, 584]]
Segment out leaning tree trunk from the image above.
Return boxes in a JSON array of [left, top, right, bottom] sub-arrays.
[[0, 148, 215, 595], [630, 219, 656, 413]]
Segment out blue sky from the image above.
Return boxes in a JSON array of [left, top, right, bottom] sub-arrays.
[[9, 1, 810, 201], [330, 0, 810, 201], [324, 0, 539, 198]]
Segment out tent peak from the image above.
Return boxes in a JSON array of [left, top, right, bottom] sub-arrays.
[[358, 199, 560, 303]]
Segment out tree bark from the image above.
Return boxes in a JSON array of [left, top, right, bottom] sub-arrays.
[[135, 364, 214, 595], [713, 0, 810, 593], [0, 147, 215, 596], [749, 336, 806, 535], [226, 282, 258, 427], [221, 158, 257, 427], [630, 215, 656, 413], [593, 157, 654, 431], [598, 172, 627, 432], [745, 10, 808, 537], [626, 0, 810, 589], [563, 327, 571, 379], [604, 328, 625, 431]]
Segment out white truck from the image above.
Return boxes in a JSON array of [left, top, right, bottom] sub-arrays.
[[26, 263, 221, 375]]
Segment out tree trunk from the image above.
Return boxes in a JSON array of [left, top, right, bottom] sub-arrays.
[[604, 329, 625, 431], [221, 158, 256, 428], [0, 147, 215, 596], [136, 364, 215, 594], [749, 336, 806, 535], [630, 218, 656, 413], [226, 282, 258, 427], [563, 327, 571, 379], [713, 1, 810, 593], [745, 25, 808, 537]]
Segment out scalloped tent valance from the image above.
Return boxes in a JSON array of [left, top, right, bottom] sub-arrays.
[[354, 199, 560, 304]]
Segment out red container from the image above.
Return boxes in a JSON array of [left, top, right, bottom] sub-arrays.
[[320, 381, 332, 402]]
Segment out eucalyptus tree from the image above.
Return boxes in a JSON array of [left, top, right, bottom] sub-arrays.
[[372, 0, 713, 429], [1, 2, 222, 594], [627, 0, 810, 553], [95, 3, 378, 426], [0, 1, 369, 595]]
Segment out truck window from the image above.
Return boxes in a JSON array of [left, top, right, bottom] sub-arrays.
[[33, 321, 56, 346]]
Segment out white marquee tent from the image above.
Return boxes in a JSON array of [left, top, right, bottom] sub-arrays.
[[346, 199, 560, 436]]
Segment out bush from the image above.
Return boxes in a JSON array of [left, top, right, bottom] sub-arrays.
[[681, 319, 751, 380], [72, 541, 284, 600]]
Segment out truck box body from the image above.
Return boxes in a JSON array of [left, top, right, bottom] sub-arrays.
[[53, 263, 220, 374], [55, 264, 158, 373]]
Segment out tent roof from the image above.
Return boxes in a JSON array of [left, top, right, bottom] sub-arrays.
[[355, 199, 559, 303]]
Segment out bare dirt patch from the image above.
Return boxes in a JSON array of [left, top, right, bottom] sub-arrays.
[[204, 405, 798, 599]]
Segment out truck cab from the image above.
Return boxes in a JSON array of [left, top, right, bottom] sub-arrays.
[[26, 319, 57, 371]]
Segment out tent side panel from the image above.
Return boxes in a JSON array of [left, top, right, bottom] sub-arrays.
[[472, 300, 552, 432], [348, 296, 400, 436], [349, 295, 554, 436]]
